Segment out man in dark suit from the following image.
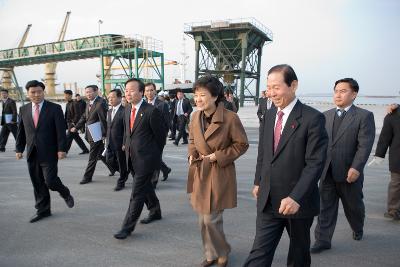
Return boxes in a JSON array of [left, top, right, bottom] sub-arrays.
[[311, 78, 375, 253], [114, 78, 165, 239], [173, 89, 192, 146], [15, 80, 74, 223], [64, 90, 89, 155], [144, 82, 171, 184], [106, 89, 128, 191], [371, 107, 400, 220], [0, 89, 18, 152], [168, 95, 177, 140], [244, 65, 328, 267], [71, 85, 115, 184], [74, 94, 86, 127], [223, 89, 237, 112], [257, 90, 273, 122]]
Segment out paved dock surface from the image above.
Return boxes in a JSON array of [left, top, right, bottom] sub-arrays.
[[0, 105, 399, 267]]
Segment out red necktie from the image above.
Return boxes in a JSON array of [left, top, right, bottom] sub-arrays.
[[130, 107, 136, 131], [274, 111, 284, 153], [33, 104, 40, 128]]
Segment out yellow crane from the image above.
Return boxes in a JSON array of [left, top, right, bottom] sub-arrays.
[[1, 24, 32, 89], [44, 11, 71, 96]]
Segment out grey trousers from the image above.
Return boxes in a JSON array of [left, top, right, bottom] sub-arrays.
[[388, 172, 400, 213], [198, 211, 231, 261]]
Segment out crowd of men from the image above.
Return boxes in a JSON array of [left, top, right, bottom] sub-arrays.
[[0, 67, 399, 266]]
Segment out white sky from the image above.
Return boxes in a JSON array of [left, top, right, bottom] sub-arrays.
[[0, 0, 399, 95]]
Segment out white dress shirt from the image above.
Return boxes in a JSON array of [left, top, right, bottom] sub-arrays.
[[147, 98, 156, 106], [274, 98, 298, 134], [336, 104, 352, 116], [111, 103, 121, 121]]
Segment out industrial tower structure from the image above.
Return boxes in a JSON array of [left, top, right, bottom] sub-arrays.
[[0, 24, 32, 101], [184, 18, 273, 106], [44, 11, 71, 96]]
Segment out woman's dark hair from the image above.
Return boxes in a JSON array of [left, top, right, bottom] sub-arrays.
[[125, 78, 145, 93], [193, 75, 224, 105], [334, 78, 359, 93], [25, 80, 45, 91], [268, 64, 298, 87]]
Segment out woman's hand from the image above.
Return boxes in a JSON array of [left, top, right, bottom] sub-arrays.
[[189, 155, 194, 165], [202, 153, 216, 162]]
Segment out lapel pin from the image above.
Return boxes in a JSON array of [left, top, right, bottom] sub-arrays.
[[291, 124, 296, 129], [140, 113, 143, 117]]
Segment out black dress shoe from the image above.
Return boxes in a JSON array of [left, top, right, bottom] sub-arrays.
[[181, 141, 188, 145], [0, 149, 5, 152], [173, 141, 178, 146], [353, 231, 363, 241], [162, 167, 171, 181], [168, 137, 175, 141], [64, 195, 74, 208], [29, 212, 51, 223], [140, 212, 162, 224], [79, 178, 92, 185], [79, 150, 89, 155], [114, 184, 125, 191], [310, 242, 331, 253], [114, 230, 131, 239], [108, 171, 116, 177]]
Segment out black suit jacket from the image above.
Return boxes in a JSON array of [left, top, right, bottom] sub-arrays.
[[75, 96, 108, 142], [16, 101, 67, 163], [257, 98, 273, 122], [255, 100, 328, 218], [106, 105, 125, 151], [124, 101, 165, 175], [153, 98, 170, 135], [375, 109, 400, 173], [320, 105, 375, 183], [74, 100, 86, 124], [64, 100, 75, 129], [1, 98, 18, 125]]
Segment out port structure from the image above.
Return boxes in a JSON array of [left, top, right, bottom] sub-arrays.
[[0, 34, 165, 97], [184, 18, 272, 106]]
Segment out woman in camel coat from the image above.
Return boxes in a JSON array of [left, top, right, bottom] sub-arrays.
[[187, 76, 249, 267]]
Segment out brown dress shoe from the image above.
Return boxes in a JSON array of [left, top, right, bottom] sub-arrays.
[[200, 259, 217, 267]]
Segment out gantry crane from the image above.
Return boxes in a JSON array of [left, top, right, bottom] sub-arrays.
[[1, 24, 32, 90], [44, 11, 71, 96]]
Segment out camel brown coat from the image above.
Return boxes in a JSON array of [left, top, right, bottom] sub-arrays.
[[187, 103, 249, 214]]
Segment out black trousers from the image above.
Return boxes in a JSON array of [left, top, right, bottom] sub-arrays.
[[113, 148, 128, 186], [27, 149, 70, 215], [244, 207, 313, 267], [83, 141, 115, 181], [175, 115, 188, 143], [170, 115, 177, 138], [314, 167, 365, 245], [0, 123, 17, 150], [65, 130, 88, 153], [120, 158, 160, 233]]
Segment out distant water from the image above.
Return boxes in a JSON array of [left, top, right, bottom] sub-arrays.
[[298, 95, 399, 105]]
